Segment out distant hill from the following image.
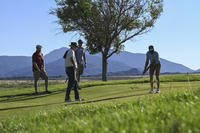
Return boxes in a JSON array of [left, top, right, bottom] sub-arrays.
[[195, 69, 200, 73], [109, 51, 194, 73], [108, 68, 142, 76], [0, 48, 195, 77], [44, 48, 194, 73], [0, 56, 31, 77], [2, 49, 132, 77], [45, 47, 67, 64], [42, 48, 131, 76]]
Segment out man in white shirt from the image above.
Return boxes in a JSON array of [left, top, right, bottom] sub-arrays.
[[64, 42, 81, 102]]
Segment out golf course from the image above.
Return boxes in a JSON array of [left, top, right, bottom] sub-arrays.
[[0, 74, 200, 133]]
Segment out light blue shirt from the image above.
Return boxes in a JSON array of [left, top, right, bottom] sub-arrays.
[[146, 51, 160, 64]]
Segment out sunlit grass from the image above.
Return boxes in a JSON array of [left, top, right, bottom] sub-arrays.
[[0, 74, 200, 132]]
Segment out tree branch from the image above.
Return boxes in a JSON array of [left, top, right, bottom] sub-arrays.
[[107, 49, 118, 59], [119, 27, 150, 45]]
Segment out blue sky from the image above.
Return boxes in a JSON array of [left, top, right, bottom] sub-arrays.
[[0, 0, 200, 70]]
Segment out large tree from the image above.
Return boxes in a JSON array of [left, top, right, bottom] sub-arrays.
[[52, 0, 163, 81]]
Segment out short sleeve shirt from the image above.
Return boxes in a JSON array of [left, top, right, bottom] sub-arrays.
[[146, 51, 160, 65], [65, 49, 77, 68], [75, 47, 85, 64], [32, 52, 44, 71]]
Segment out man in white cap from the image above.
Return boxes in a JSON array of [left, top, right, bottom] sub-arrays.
[[32, 45, 49, 94]]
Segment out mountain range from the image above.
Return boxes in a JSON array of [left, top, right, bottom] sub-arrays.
[[0, 47, 197, 78]]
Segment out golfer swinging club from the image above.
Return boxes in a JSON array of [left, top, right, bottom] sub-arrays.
[[143, 45, 161, 94]]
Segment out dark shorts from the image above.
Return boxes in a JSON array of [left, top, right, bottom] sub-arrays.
[[149, 63, 161, 77]]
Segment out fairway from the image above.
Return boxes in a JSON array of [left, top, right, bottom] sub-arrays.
[[0, 74, 200, 132]]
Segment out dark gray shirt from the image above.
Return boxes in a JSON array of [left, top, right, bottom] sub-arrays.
[[75, 47, 85, 65]]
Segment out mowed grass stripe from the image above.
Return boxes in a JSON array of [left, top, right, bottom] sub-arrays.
[[0, 80, 199, 119], [0, 75, 199, 116], [1, 87, 199, 133]]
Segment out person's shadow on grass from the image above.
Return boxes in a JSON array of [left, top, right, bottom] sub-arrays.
[[0, 89, 65, 103]]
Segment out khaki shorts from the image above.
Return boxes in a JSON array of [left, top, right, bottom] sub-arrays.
[[149, 63, 161, 77], [33, 70, 48, 81]]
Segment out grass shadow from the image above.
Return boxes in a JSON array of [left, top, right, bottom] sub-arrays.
[[0, 101, 63, 111], [0, 92, 150, 111], [0, 89, 65, 103], [66, 92, 150, 105]]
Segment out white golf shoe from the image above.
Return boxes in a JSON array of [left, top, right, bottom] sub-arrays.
[[149, 89, 154, 94], [156, 89, 160, 93]]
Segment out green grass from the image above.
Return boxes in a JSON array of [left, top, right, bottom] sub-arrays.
[[0, 74, 200, 133]]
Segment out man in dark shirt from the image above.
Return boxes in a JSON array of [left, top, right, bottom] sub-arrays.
[[32, 45, 49, 94], [143, 45, 161, 94], [75, 39, 86, 83]]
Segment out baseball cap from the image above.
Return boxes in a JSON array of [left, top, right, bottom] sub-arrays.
[[78, 39, 83, 44], [149, 45, 154, 51], [36, 45, 42, 49], [69, 42, 78, 47]]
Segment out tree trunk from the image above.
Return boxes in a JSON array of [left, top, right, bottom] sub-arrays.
[[102, 54, 108, 81]]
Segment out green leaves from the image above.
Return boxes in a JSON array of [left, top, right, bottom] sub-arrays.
[[52, 0, 163, 80], [53, 0, 163, 54]]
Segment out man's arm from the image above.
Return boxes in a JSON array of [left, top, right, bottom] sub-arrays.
[[41, 54, 45, 71], [70, 57, 77, 69], [32, 54, 41, 72], [83, 52, 86, 66], [70, 51, 77, 69], [33, 61, 41, 72], [143, 54, 149, 74]]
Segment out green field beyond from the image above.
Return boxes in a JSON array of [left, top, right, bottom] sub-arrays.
[[0, 74, 200, 133]]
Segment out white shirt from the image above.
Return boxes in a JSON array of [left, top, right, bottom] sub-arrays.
[[65, 49, 77, 68]]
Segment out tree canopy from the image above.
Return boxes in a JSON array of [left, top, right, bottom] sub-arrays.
[[52, 0, 163, 81]]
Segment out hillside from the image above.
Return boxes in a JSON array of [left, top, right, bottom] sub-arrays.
[[0, 48, 194, 77], [195, 69, 200, 73], [109, 51, 194, 73], [0, 56, 31, 77]]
